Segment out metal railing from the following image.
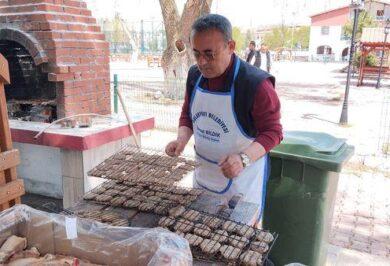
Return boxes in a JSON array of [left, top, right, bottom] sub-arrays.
[[111, 74, 186, 131]]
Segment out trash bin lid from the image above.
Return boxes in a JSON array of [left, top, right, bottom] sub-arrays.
[[270, 131, 354, 172]]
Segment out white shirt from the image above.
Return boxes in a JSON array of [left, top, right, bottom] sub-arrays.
[[259, 51, 268, 72]]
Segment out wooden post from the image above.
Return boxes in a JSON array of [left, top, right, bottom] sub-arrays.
[[0, 53, 25, 211], [357, 47, 366, 86]]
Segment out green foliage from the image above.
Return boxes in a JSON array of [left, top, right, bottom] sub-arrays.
[[263, 26, 288, 49], [294, 26, 310, 49], [342, 10, 378, 40], [353, 51, 377, 67], [263, 25, 310, 50], [112, 15, 125, 44], [232, 27, 246, 52], [244, 29, 255, 48]]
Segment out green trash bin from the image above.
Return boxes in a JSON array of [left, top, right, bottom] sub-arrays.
[[263, 131, 354, 266]]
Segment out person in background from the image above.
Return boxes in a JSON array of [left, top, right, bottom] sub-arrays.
[[259, 43, 271, 73], [246, 41, 261, 68]]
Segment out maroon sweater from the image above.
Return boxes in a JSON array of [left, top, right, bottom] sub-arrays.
[[179, 56, 283, 153]]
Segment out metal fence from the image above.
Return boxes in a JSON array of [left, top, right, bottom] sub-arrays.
[[110, 76, 186, 131]]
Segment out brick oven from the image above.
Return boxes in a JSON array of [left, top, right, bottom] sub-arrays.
[[0, 0, 111, 122], [0, 0, 156, 208]]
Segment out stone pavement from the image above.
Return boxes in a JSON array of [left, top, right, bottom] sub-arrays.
[[329, 170, 390, 260], [326, 243, 390, 266]]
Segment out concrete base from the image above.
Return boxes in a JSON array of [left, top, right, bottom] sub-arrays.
[[15, 142, 63, 198], [16, 135, 139, 208], [10, 116, 154, 208], [63, 135, 138, 208]]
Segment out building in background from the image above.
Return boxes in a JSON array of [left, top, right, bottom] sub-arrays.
[[365, 0, 390, 26], [309, 5, 352, 62], [308, 0, 390, 62]]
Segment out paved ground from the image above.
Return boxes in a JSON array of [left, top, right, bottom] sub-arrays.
[[330, 172, 390, 258], [132, 60, 390, 265]]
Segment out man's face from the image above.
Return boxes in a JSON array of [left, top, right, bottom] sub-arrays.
[[191, 29, 235, 79], [260, 44, 267, 52], [249, 43, 255, 51]]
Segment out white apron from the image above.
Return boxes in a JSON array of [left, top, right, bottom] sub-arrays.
[[190, 59, 269, 222]]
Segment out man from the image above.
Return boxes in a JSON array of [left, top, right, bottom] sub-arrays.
[[165, 14, 282, 222], [259, 43, 271, 73], [246, 41, 261, 68]]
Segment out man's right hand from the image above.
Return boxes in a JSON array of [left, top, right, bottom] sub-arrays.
[[165, 140, 186, 157]]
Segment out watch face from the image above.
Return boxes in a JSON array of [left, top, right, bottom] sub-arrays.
[[240, 153, 249, 166]]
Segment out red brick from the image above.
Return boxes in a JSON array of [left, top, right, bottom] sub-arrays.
[[41, 40, 58, 49], [68, 65, 90, 72], [73, 80, 88, 88], [80, 9, 91, 16], [67, 24, 85, 31], [30, 13, 54, 22], [87, 25, 100, 32], [63, 0, 82, 8], [2, 0, 110, 117], [48, 72, 74, 82], [38, 4, 63, 13], [51, 65, 69, 74], [34, 56, 48, 65], [34, 31, 55, 40], [60, 41, 79, 48], [6, 14, 29, 22]]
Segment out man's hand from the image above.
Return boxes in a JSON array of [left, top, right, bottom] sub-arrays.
[[165, 140, 186, 157], [218, 154, 244, 179], [165, 126, 193, 157]]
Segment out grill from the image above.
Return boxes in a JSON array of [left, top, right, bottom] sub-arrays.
[[159, 211, 278, 265], [87, 145, 197, 186], [82, 145, 278, 265], [83, 179, 202, 211]]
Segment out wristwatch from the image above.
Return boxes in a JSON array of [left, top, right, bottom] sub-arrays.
[[239, 153, 251, 168]]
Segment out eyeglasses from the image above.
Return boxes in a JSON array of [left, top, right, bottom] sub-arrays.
[[193, 50, 218, 61], [192, 43, 229, 62]]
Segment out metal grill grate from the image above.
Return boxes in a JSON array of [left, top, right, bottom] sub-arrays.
[[159, 209, 278, 266], [88, 145, 197, 186]]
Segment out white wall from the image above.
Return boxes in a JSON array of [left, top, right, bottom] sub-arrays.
[[366, 2, 390, 21], [309, 25, 350, 61]]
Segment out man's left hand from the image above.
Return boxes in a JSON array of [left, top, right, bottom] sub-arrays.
[[218, 154, 244, 179]]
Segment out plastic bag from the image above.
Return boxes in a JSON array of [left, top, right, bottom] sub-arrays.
[[0, 204, 192, 265]]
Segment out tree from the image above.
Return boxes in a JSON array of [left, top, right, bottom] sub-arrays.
[[293, 26, 310, 49], [112, 14, 125, 53], [159, 0, 212, 99], [263, 26, 289, 49], [343, 10, 377, 40], [263, 25, 310, 50], [244, 29, 255, 47], [232, 27, 245, 52]]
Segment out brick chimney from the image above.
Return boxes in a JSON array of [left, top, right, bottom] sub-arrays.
[[0, 0, 110, 118]]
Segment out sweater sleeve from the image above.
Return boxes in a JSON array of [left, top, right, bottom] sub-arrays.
[[178, 88, 193, 130], [252, 78, 283, 152]]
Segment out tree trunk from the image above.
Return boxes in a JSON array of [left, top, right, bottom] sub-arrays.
[[159, 0, 212, 99]]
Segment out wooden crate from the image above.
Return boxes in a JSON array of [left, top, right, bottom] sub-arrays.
[[0, 53, 25, 211]]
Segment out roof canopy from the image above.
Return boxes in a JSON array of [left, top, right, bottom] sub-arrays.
[[361, 27, 390, 46]]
